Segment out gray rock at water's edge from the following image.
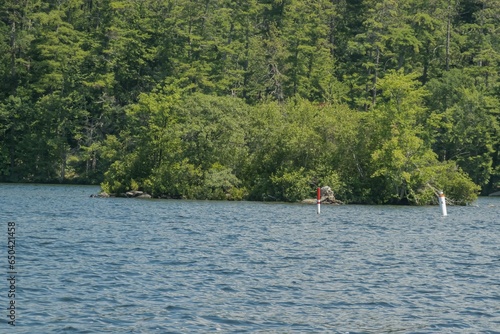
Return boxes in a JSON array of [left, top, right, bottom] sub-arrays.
[[124, 190, 153, 198], [301, 186, 343, 204], [489, 191, 500, 196], [321, 186, 334, 199], [125, 190, 144, 197], [301, 198, 316, 204], [90, 192, 110, 198]]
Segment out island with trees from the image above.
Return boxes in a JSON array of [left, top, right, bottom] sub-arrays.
[[1, 0, 498, 204]]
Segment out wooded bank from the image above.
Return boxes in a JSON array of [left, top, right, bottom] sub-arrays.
[[1, 0, 499, 204]]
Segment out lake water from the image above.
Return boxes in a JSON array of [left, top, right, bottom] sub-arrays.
[[1, 184, 499, 333]]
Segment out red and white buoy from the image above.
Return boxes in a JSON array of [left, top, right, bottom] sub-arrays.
[[317, 187, 321, 214], [438, 191, 447, 216]]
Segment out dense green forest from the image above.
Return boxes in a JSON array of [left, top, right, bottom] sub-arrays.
[[1, 0, 499, 204]]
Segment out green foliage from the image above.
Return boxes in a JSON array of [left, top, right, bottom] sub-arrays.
[[366, 70, 480, 205], [202, 163, 243, 200], [270, 167, 312, 202], [425, 69, 499, 189], [436, 163, 481, 205]]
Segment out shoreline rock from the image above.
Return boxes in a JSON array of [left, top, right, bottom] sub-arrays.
[[90, 190, 152, 198], [126, 190, 143, 198], [90, 192, 110, 198], [124, 190, 152, 198], [301, 186, 343, 204], [301, 198, 343, 205]]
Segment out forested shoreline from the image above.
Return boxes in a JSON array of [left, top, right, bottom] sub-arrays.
[[1, 0, 499, 204]]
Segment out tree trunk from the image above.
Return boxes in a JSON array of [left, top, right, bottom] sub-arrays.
[[60, 149, 66, 183], [372, 45, 380, 107], [446, 0, 451, 71]]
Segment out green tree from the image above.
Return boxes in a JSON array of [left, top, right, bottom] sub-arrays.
[[407, 0, 449, 83], [30, 1, 91, 181], [460, 0, 500, 88], [246, 98, 345, 201], [370, 70, 479, 204], [347, 0, 421, 110], [425, 70, 499, 189], [280, 0, 337, 101], [102, 86, 251, 199]]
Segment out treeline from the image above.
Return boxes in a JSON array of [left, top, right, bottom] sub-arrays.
[[0, 0, 499, 204]]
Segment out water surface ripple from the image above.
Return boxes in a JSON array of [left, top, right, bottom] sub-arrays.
[[1, 184, 499, 333]]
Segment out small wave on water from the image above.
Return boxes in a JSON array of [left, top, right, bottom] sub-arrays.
[[0, 184, 499, 333]]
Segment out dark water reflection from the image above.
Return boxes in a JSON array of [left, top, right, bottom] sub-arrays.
[[1, 184, 499, 333]]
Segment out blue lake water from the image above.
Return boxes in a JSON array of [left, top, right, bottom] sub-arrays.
[[1, 183, 499, 333]]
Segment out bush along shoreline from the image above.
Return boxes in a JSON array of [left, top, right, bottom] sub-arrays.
[[97, 92, 482, 206]]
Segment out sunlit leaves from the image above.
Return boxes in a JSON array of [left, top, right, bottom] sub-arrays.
[[370, 70, 478, 204], [425, 69, 499, 187]]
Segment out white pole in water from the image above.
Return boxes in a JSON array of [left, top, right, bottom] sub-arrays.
[[438, 191, 447, 216], [317, 187, 321, 214]]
